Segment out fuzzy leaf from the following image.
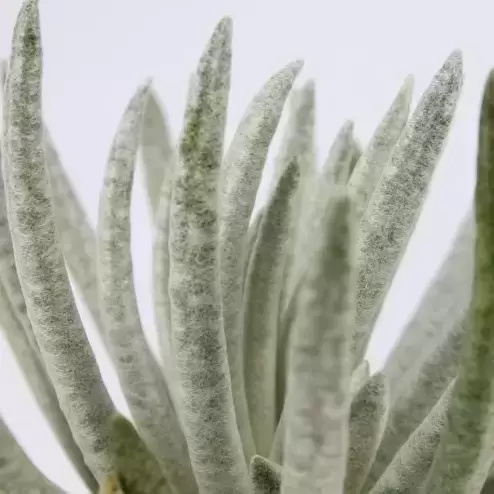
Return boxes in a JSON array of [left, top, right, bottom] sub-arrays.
[[348, 76, 413, 221], [2, 0, 115, 480], [43, 131, 107, 343], [97, 82, 197, 493], [276, 122, 355, 418], [277, 81, 316, 314], [0, 416, 63, 493], [243, 160, 300, 456], [351, 359, 370, 395], [345, 372, 389, 494], [273, 80, 315, 184], [219, 60, 302, 459], [353, 51, 463, 363], [384, 212, 474, 402], [167, 18, 251, 493], [321, 121, 357, 185], [250, 455, 282, 494], [141, 88, 176, 219], [348, 134, 362, 178], [0, 281, 96, 491], [370, 378, 455, 494], [282, 191, 355, 494], [269, 411, 286, 465], [363, 316, 466, 492], [242, 209, 263, 297], [109, 415, 171, 494], [420, 68, 494, 494]]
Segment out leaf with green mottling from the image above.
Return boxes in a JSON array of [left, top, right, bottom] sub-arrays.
[[282, 191, 355, 494], [0, 279, 96, 491], [353, 51, 463, 364], [345, 373, 389, 494], [370, 378, 455, 494], [420, 68, 494, 494], [167, 17, 251, 494], [0, 415, 63, 493], [276, 122, 355, 418], [97, 82, 197, 494], [141, 88, 176, 219], [351, 359, 370, 395], [43, 130, 107, 346], [384, 212, 474, 402], [110, 415, 171, 494], [348, 76, 413, 221], [363, 315, 466, 492], [243, 160, 300, 457], [250, 455, 282, 494], [2, 0, 116, 481], [219, 60, 302, 459]]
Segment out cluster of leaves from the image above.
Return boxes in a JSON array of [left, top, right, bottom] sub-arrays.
[[1, 0, 494, 493]]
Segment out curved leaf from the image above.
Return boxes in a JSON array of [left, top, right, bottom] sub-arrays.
[[2, 0, 115, 480], [282, 191, 355, 494], [243, 160, 300, 456], [97, 82, 197, 494], [219, 60, 302, 458], [167, 17, 251, 493], [353, 51, 463, 363]]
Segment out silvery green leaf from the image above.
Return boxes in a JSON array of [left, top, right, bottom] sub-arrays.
[[97, 82, 197, 494], [384, 212, 474, 402], [351, 359, 370, 395], [250, 455, 282, 494], [321, 121, 357, 186], [273, 80, 315, 184], [153, 183, 173, 362], [345, 373, 389, 494], [282, 191, 355, 494], [109, 415, 171, 494], [348, 76, 413, 221], [277, 81, 316, 314], [0, 154, 39, 358], [370, 379, 455, 494], [353, 51, 463, 363], [348, 134, 362, 178], [43, 131, 107, 346], [168, 18, 251, 493], [269, 411, 286, 465], [276, 122, 355, 417], [2, 0, 115, 481], [363, 316, 466, 492], [141, 88, 176, 219], [243, 160, 300, 457], [0, 415, 63, 493], [242, 209, 263, 297], [219, 60, 302, 459], [0, 279, 97, 491], [420, 69, 494, 494]]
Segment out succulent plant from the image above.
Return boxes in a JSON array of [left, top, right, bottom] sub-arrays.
[[2, 0, 494, 493]]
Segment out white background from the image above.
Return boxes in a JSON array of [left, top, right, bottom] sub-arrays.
[[0, 0, 487, 491]]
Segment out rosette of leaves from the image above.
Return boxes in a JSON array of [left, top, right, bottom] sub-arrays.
[[2, 1, 494, 493]]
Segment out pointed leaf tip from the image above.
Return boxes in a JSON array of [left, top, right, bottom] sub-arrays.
[[485, 69, 494, 92], [14, 0, 41, 36], [444, 49, 463, 72], [301, 79, 315, 95], [343, 119, 355, 135], [402, 74, 414, 94], [291, 59, 305, 72], [215, 16, 233, 39], [16, 0, 40, 29]]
